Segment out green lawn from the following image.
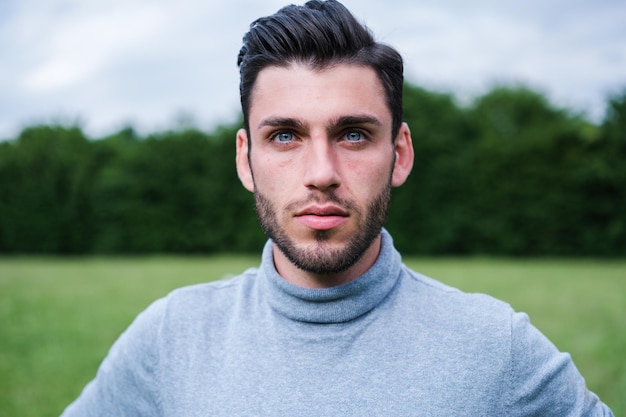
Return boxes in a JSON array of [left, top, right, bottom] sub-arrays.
[[1, 256, 624, 416]]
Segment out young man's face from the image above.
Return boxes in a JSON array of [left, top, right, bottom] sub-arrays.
[[236, 63, 413, 287]]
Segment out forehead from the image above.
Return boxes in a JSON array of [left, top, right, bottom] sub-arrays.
[[248, 63, 390, 129]]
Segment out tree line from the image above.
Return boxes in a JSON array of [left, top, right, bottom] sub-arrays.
[[1, 83, 625, 256]]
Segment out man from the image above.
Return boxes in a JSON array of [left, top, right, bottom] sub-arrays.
[[61, 1, 614, 415]]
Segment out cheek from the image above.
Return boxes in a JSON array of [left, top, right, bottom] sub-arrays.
[[251, 155, 297, 195], [343, 156, 392, 196], [348, 151, 392, 179]]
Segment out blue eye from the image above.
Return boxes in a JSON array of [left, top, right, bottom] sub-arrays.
[[274, 132, 294, 142], [346, 131, 363, 142]]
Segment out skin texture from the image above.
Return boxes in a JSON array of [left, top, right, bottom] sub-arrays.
[[236, 63, 414, 289]]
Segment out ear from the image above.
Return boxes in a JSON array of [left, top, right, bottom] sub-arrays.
[[236, 128, 255, 192], [391, 122, 414, 187]]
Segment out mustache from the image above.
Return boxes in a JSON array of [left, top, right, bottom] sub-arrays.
[[283, 191, 359, 214]]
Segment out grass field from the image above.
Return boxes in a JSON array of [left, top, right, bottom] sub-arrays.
[[1, 256, 624, 416]]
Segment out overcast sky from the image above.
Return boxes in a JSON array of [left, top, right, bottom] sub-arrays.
[[1, 0, 625, 140]]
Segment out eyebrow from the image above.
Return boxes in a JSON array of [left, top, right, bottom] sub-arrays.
[[257, 117, 306, 130], [257, 114, 382, 132], [332, 115, 383, 129]]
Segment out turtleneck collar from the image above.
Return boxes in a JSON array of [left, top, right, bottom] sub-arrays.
[[260, 229, 402, 324]]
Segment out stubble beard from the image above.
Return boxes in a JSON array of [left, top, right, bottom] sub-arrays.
[[254, 181, 392, 275]]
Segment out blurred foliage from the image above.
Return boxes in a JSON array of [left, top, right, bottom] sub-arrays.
[[388, 84, 626, 256], [0, 83, 625, 255]]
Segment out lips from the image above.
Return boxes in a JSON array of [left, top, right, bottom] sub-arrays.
[[294, 205, 349, 230], [296, 205, 349, 217]]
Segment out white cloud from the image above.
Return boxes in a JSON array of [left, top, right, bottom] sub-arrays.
[[20, 2, 168, 91]]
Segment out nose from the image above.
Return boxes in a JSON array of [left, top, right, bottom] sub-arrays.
[[303, 137, 340, 192]]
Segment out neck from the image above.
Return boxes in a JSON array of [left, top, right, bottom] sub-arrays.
[[272, 235, 382, 289]]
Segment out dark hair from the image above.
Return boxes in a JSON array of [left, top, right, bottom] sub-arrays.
[[237, 0, 404, 139]]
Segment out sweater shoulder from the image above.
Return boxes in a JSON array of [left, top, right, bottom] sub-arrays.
[[155, 267, 260, 321], [397, 265, 516, 327]]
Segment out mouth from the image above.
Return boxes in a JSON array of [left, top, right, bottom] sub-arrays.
[[294, 205, 349, 231]]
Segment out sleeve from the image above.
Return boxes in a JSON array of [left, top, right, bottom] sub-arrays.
[[59, 298, 166, 417], [506, 311, 614, 417]]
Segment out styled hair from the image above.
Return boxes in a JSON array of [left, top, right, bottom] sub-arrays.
[[237, 0, 404, 139]]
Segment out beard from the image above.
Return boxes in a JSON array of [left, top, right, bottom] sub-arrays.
[[254, 181, 392, 275]]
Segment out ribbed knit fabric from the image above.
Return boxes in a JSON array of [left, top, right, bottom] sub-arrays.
[[61, 230, 614, 416]]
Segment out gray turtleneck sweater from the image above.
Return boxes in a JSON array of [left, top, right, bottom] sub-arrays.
[[61, 230, 613, 416]]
